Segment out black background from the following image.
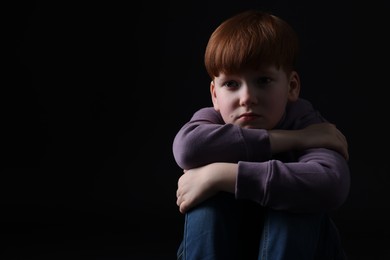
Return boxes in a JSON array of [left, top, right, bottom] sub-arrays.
[[4, 1, 390, 259]]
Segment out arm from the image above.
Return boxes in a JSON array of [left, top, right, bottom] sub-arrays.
[[269, 123, 349, 161], [236, 148, 350, 212], [175, 99, 350, 213], [177, 148, 350, 214], [173, 99, 348, 170], [172, 107, 272, 169]]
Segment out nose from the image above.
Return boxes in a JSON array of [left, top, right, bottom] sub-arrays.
[[239, 84, 258, 106]]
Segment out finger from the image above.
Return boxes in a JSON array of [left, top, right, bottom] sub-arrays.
[[179, 202, 188, 214], [176, 195, 182, 207]]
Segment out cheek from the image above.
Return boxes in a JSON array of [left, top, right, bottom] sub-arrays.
[[217, 94, 235, 109], [268, 89, 289, 104], [271, 96, 287, 109], [264, 91, 288, 114], [220, 105, 234, 122], [224, 115, 236, 124], [217, 100, 236, 123]]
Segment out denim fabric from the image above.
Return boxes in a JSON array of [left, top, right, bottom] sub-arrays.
[[177, 192, 346, 260]]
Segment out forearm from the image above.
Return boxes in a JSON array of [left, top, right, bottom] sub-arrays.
[[212, 163, 237, 193], [268, 129, 301, 154], [172, 100, 334, 169], [236, 148, 350, 212], [269, 123, 349, 160], [176, 162, 238, 213]]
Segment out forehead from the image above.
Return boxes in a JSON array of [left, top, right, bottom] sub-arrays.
[[215, 65, 283, 80]]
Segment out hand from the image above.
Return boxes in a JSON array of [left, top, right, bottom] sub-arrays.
[[176, 163, 237, 214], [269, 122, 349, 160], [176, 167, 217, 214], [298, 123, 349, 161]]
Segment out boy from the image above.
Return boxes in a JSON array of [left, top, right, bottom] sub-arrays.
[[173, 10, 350, 259]]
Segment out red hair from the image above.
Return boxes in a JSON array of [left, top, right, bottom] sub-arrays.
[[204, 10, 299, 79]]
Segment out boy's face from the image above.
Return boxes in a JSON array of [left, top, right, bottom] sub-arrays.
[[210, 65, 300, 129]]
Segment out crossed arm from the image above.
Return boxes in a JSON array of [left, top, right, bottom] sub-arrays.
[[173, 104, 350, 214]]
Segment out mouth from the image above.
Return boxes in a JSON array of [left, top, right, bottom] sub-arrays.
[[238, 113, 260, 122]]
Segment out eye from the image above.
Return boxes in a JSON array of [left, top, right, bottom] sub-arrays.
[[257, 77, 272, 85], [257, 77, 273, 88], [223, 80, 240, 89]]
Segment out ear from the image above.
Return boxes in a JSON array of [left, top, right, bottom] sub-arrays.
[[210, 80, 220, 111], [287, 71, 301, 102]]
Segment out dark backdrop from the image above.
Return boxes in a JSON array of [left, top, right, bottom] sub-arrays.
[[4, 1, 390, 259]]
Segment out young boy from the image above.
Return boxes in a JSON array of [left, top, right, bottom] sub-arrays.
[[173, 10, 350, 259]]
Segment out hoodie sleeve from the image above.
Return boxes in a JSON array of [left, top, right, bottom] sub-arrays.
[[172, 99, 350, 212], [172, 98, 326, 170], [236, 148, 350, 212], [172, 107, 272, 170]]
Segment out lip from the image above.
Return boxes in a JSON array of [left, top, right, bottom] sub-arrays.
[[238, 113, 260, 121]]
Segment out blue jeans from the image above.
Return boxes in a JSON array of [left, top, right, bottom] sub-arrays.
[[177, 192, 346, 260]]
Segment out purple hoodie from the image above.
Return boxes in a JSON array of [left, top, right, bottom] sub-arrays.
[[172, 98, 350, 213]]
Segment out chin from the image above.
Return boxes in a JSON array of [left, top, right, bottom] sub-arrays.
[[240, 122, 270, 129], [241, 124, 259, 129]]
